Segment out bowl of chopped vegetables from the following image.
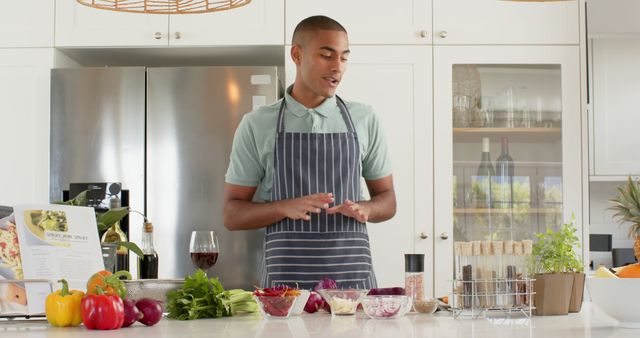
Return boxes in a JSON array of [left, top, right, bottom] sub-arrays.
[[254, 286, 301, 319], [317, 289, 368, 316], [361, 295, 412, 319]]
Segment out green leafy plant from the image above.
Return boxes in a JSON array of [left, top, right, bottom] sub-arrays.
[[56, 190, 142, 256], [532, 214, 583, 274], [608, 176, 640, 238]]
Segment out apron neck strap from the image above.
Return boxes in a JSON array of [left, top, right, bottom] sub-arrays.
[[277, 95, 356, 133]]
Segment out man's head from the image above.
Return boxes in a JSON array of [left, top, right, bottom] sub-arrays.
[[290, 16, 350, 106]]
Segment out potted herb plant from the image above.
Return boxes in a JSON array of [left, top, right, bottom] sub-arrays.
[[609, 176, 640, 262], [532, 215, 584, 315], [58, 190, 142, 257]]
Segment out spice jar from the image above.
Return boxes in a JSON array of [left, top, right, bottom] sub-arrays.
[[404, 254, 425, 311]]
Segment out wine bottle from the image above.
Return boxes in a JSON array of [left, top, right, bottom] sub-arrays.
[[476, 137, 495, 208], [495, 137, 515, 209], [138, 222, 159, 279]]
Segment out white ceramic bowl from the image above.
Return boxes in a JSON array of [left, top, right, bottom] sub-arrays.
[[587, 277, 640, 328], [289, 290, 311, 315]]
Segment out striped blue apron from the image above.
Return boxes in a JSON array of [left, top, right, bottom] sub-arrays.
[[261, 96, 377, 290]]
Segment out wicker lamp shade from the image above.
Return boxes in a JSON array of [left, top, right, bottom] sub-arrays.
[[75, 0, 252, 14]]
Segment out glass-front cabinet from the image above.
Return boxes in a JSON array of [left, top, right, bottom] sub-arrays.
[[432, 46, 583, 297]]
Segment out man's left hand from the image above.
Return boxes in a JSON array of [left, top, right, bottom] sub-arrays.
[[326, 200, 369, 223]]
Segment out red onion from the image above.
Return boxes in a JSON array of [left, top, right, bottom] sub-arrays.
[[123, 298, 143, 327], [135, 298, 163, 326]]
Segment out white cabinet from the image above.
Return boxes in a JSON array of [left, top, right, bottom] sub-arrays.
[[170, 0, 284, 46], [285, 0, 432, 44], [432, 45, 582, 297], [0, 0, 54, 47], [55, 0, 283, 47], [591, 39, 640, 176], [433, 0, 580, 45], [285, 46, 433, 290], [587, 0, 640, 38], [0, 49, 57, 205]]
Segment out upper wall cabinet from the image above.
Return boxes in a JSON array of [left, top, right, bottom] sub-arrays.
[[591, 39, 640, 176], [285, 0, 432, 44], [0, 1, 54, 47], [169, 0, 284, 46], [56, 0, 284, 47], [56, 1, 169, 47], [433, 0, 580, 45], [587, 0, 640, 38]]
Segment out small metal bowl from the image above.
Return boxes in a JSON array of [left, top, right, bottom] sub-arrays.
[[124, 279, 184, 305]]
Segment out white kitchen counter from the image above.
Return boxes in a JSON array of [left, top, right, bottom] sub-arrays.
[[0, 303, 636, 338]]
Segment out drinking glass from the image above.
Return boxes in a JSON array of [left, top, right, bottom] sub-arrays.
[[189, 231, 219, 275], [453, 95, 471, 127]]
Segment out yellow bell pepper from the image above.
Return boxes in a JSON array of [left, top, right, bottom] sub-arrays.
[[45, 279, 84, 327]]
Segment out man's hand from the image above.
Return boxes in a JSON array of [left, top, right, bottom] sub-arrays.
[[326, 199, 370, 223], [277, 193, 334, 221]]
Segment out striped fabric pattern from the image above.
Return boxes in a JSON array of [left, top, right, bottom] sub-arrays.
[[261, 96, 377, 289]]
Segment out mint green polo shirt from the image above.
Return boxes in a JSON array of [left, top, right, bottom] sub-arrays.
[[225, 87, 392, 202]]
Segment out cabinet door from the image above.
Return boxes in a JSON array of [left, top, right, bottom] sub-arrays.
[[285, 46, 433, 290], [0, 49, 55, 205], [169, 0, 284, 45], [592, 39, 640, 176], [433, 0, 580, 45], [285, 0, 432, 45], [433, 46, 582, 297], [0, 1, 54, 47], [55, 1, 168, 47]]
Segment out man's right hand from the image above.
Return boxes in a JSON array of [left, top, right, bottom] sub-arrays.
[[276, 193, 334, 221]]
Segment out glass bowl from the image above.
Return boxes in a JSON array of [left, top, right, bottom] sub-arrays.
[[361, 295, 412, 319], [413, 298, 438, 314], [254, 295, 298, 319], [289, 290, 311, 316], [317, 289, 368, 316]]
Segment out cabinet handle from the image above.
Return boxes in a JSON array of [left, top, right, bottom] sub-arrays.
[[440, 232, 449, 240], [419, 30, 428, 38], [154, 32, 162, 40], [439, 30, 448, 39], [419, 232, 429, 240], [174, 32, 182, 40]]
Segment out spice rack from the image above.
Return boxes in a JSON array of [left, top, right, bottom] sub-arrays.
[[0, 279, 53, 320], [450, 240, 536, 319]]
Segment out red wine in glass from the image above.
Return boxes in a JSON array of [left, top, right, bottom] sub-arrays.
[[189, 231, 219, 275], [190, 252, 218, 270]]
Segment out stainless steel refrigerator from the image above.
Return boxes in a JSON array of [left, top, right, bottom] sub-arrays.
[[51, 66, 281, 288]]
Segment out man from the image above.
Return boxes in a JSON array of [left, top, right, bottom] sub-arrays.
[[223, 15, 396, 289]]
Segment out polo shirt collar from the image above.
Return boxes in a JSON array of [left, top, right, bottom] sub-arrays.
[[284, 85, 337, 118]]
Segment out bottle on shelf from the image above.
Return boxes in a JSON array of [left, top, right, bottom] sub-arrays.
[[138, 221, 159, 279], [475, 137, 495, 208], [101, 196, 129, 272], [495, 137, 515, 210]]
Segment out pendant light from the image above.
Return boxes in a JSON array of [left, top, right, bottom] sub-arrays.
[[75, 0, 252, 14]]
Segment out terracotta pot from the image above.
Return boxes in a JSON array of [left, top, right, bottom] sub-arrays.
[[568, 272, 585, 313], [533, 273, 573, 316]]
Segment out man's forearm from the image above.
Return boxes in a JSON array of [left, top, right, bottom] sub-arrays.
[[360, 190, 396, 223], [223, 200, 284, 230]]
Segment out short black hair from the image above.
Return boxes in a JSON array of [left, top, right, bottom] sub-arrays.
[[291, 15, 347, 45]]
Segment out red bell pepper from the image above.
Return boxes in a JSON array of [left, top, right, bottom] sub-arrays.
[[80, 287, 124, 330]]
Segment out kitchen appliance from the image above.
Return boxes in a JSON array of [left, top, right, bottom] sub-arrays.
[[50, 66, 281, 288]]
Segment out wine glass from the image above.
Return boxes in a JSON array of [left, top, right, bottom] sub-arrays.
[[189, 231, 219, 275]]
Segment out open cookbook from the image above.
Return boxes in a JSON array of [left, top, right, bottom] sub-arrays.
[[1, 205, 104, 316]]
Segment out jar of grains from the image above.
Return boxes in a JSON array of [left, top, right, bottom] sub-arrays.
[[404, 254, 425, 312]]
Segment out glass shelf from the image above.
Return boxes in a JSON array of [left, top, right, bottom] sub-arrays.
[[454, 208, 561, 215], [453, 128, 561, 143]]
